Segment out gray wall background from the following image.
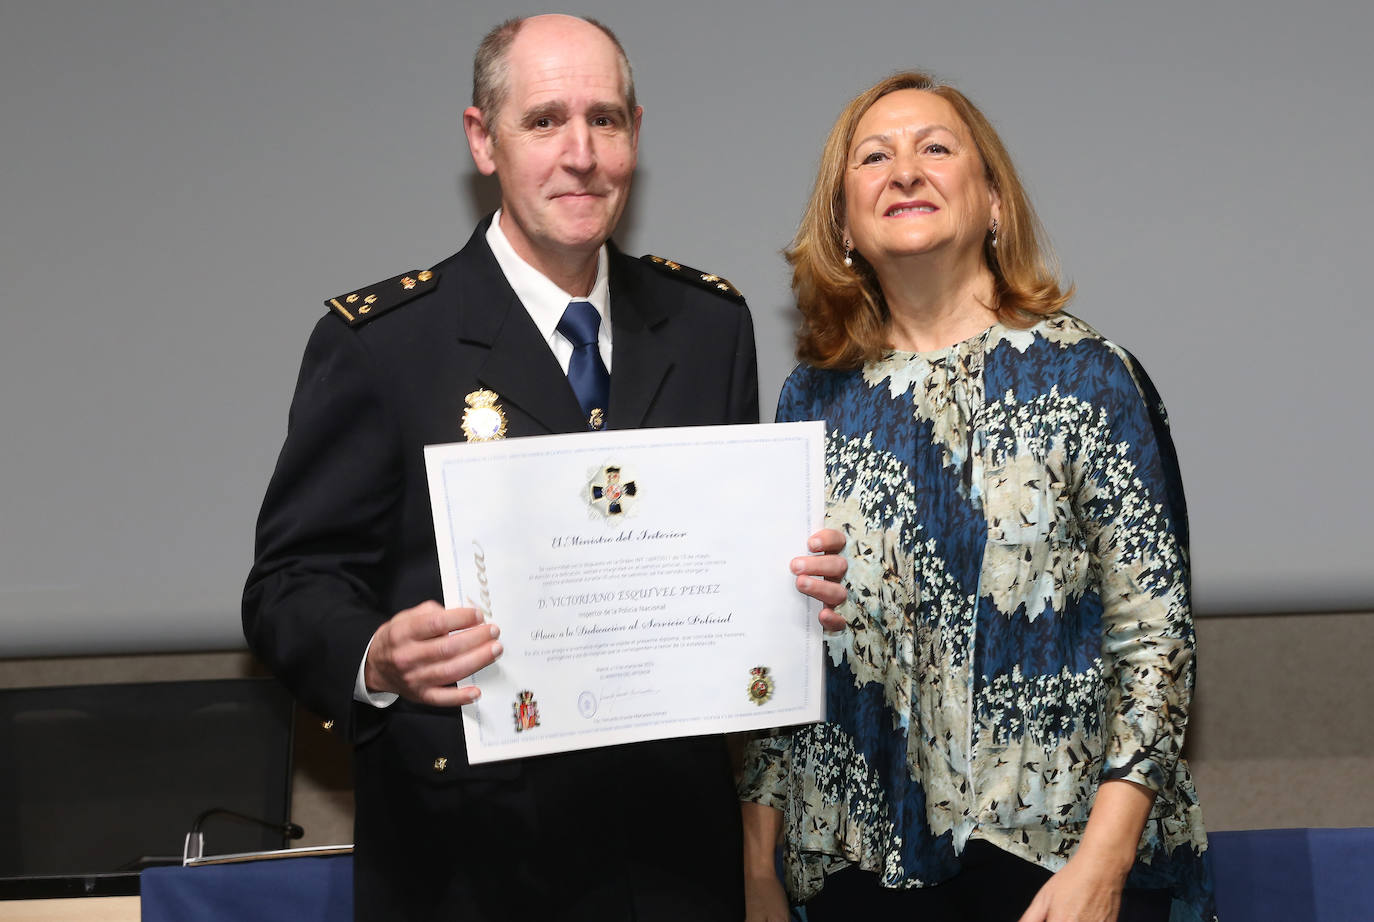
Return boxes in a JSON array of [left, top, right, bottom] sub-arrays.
[[2, 0, 1371, 655]]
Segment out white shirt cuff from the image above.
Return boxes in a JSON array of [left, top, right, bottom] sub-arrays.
[[354, 634, 399, 708]]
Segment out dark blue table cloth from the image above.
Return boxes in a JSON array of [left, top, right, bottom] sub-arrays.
[[139, 829, 1373, 922], [141, 855, 352, 922], [1210, 827, 1374, 922]]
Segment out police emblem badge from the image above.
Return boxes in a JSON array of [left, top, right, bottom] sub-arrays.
[[462, 389, 507, 442], [746, 666, 775, 706], [513, 690, 540, 732], [588, 464, 638, 518]]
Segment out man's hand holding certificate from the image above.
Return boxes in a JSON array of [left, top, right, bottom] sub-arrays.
[[423, 421, 833, 763]]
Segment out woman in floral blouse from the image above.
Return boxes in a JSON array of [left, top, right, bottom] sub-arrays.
[[740, 73, 1214, 922]]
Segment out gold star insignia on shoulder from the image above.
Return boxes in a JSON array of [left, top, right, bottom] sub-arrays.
[[640, 254, 745, 303], [326, 267, 441, 326]]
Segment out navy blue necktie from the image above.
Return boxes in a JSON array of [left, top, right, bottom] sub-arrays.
[[557, 300, 610, 430]]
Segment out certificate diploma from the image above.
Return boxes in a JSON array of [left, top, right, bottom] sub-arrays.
[[424, 421, 825, 763]]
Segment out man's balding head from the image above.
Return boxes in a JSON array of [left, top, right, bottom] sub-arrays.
[[471, 14, 636, 141]]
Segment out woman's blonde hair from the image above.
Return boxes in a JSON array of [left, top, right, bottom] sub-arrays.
[[789, 72, 1073, 369]]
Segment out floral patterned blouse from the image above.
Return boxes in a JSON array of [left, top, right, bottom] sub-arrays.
[[739, 315, 1216, 921]]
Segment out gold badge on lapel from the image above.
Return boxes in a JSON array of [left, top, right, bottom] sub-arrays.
[[461, 390, 507, 442]]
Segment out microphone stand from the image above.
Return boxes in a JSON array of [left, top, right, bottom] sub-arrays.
[[182, 807, 304, 864]]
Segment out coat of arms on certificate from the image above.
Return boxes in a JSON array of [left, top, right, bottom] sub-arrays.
[[747, 666, 775, 705], [513, 690, 540, 732]]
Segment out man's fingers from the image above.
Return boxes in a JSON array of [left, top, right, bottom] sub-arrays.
[[420, 681, 484, 708], [398, 601, 484, 642], [407, 624, 503, 686], [414, 637, 503, 706], [369, 601, 503, 704], [438, 628, 504, 684]]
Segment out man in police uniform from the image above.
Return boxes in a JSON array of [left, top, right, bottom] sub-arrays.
[[243, 14, 846, 922]]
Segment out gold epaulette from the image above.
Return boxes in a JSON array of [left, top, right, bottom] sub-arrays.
[[641, 255, 745, 303], [325, 268, 440, 326]]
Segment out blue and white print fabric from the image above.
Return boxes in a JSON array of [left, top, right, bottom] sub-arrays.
[[739, 314, 1215, 921]]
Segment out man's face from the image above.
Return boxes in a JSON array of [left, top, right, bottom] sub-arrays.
[[465, 16, 641, 278]]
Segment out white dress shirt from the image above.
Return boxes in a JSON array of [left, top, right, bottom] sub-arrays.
[[485, 209, 614, 373], [354, 211, 615, 707]]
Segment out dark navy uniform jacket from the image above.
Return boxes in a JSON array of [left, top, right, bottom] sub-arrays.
[[244, 216, 756, 921]]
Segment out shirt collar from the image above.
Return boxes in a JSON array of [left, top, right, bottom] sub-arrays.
[[485, 210, 611, 348]]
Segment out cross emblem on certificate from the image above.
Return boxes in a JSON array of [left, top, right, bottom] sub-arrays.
[[589, 465, 638, 517]]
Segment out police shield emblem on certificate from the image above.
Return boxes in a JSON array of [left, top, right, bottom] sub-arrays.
[[424, 421, 825, 763]]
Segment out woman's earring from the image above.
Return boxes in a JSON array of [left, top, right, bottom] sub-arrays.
[[989, 219, 999, 249], [843, 239, 854, 268]]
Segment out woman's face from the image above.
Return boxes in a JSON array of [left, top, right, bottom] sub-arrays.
[[842, 89, 998, 272]]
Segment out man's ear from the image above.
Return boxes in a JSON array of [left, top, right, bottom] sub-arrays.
[[630, 105, 643, 153], [463, 106, 497, 176]]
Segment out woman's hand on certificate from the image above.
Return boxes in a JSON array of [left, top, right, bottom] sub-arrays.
[[363, 601, 504, 706], [792, 528, 848, 631]]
